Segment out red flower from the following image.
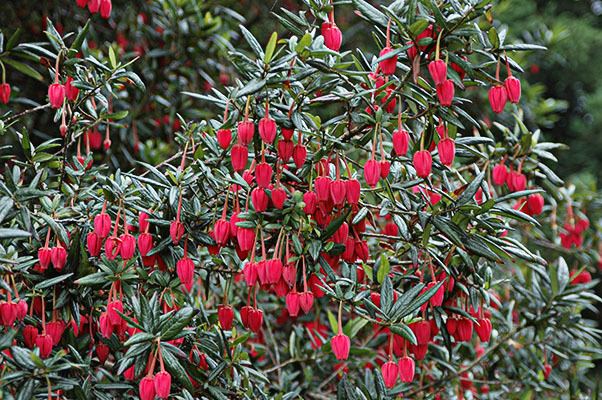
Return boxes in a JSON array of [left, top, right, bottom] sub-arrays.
[[237, 120, 255, 145], [382, 360, 399, 388], [0, 83, 11, 104], [413, 150, 432, 178], [48, 83, 65, 108], [392, 129, 410, 156], [139, 376, 156, 400], [35, 333, 53, 358], [398, 356, 415, 382], [363, 159, 381, 188], [218, 305, 234, 330], [321, 21, 342, 51], [51, 245, 67, 271], [177, 257, 195, 292], [437, 138, 455, 166], [331, 333, 350, 360], [154, 371, 171, 399], [436, 79, 454, 106], [428, 60, 447, 85], [379, 47, 397, 75], [216, 128, 232, 149], [489, 85, 507, 114], [505, 76, 521, 104], [231, 144, 249, 172], [99, 0, 112, 19]]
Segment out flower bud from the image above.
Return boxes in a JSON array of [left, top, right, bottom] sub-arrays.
[[382, 361, 399, 388], [139, 376, 156, 400], [65, 77, 79, 102], [214, 218, 230, 246], [48, 83, 66, 109], [23, 325, 38, 349], [137, 232, 153, 256], [526, 193, 544, 216], [243, 262, 258, 287], [303, 191, 317, 214], [504, 76, 521, 103], [363, 159, 381, 188], [255, 162, 273, 189], [96, 343, 110, 364], [88, 0, 100, 13], [492, 163, 508, 186], [413, 150, 432, 178], [251, 188, 268, 212], [0, 83, 11, 104], [94, 212, 112, 238], [398, 356, 415, 383], [176, 257, 195, 292], [436, 79, 454, 106], [36, 333, 53, 358], [321, 22, 342, 51], [456, 317, 474, 342], [154, 370, 171, 399], [292, 144, 307, 169], [507, 171, 526, 192], [266, 258, 283, 284], [0, 301, 17, 327], [331, 333, 350, 360], [218, 305, 234, 330], [428, 60, 447, 85], [488, 85, 507, 114], [99, 312, 113, 338], [46, 320, 66, 345], [248, 307, 263, 333], [271, 187, 287, 209], [314, 176, 332, 202], [437, 137, 455, 166], [170, 220, 185, 244], [281, 127, 294, 140], [277, 139, 294, 162], [216, 128, 232, 149], [379, 47, 397, 75], [38, 246, 52, 269], [119, 233, 136, 260], [380, 160, 391, 179], [392, 129, 410, 156], [51, 245, 67, 271], [107, 300, 123, 325], [475, 318, 492, 342], [231, 144, 248, 172], [299, 291, 314, 314], [258, 115, 277, 144], [345, 179, 361, 205], [237, 120, 255, 145], [100, 0, 112, 18], [237, 227, 255, 252]]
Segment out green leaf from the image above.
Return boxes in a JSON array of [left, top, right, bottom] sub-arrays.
[[70, 19, 90, 52], [487, 27, 500, 49], [239, 25, 264, 59], [0, 228, 31, 239], [456, 170, 485, 206], [161, 307, 195, 340], [380, 276, 393, 315], [34, 273, 73, 290], [2, 57, 44, 81], [557, 257, 569, 293], [376, 254, 390, 284], [264, 32, 278, 64], [390, 324, 417, 345], [352, 0, 389, 27]]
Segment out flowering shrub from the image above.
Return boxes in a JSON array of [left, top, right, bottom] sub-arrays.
[[0, 0, 600, 399]]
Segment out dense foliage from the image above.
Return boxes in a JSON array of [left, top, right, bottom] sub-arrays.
[[0, 1, 600, 399]]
